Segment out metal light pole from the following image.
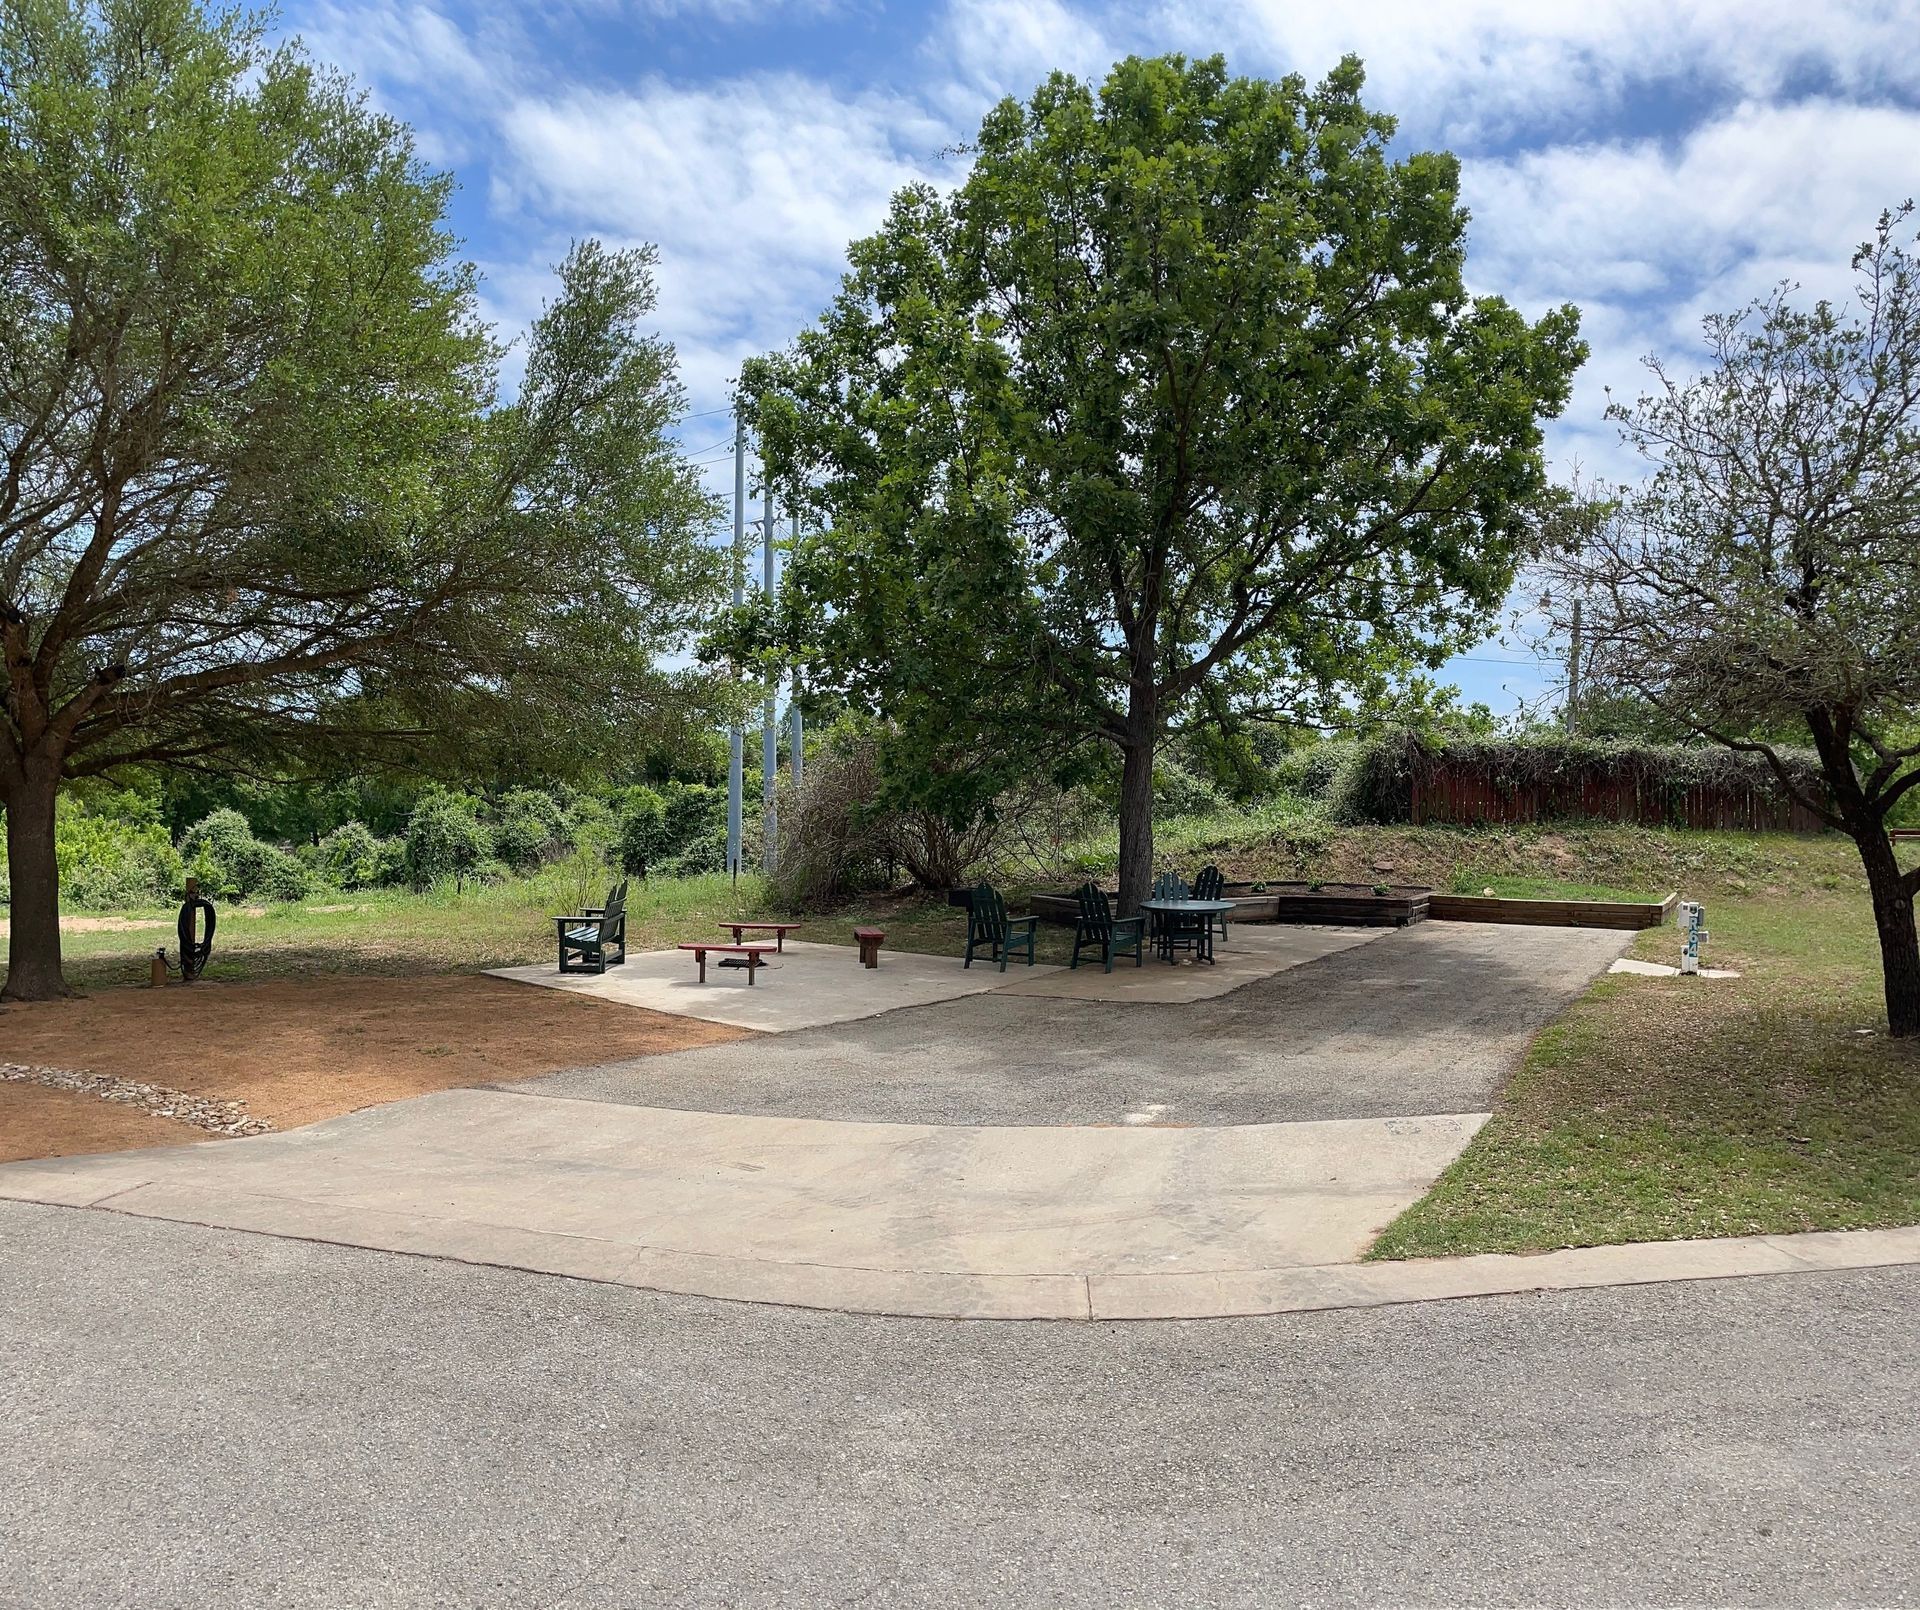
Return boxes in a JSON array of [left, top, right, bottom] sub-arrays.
[[727, 413, 744, 878], [761, 480, 778, 873], [788, 501, 803, 792]]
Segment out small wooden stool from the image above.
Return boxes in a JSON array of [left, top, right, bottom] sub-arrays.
[[853, 926, 885, 969]]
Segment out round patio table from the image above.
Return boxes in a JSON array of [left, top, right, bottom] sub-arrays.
[[1138, 898, 1237, 965]]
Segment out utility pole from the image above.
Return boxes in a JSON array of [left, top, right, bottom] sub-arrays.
[[727, 412, 744, 877], [761, 480, 778, 873], [1565, 596, 1583, 736], [788, 502, 803, 794]]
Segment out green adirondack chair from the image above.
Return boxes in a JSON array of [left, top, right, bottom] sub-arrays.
[[1070, 883, 1144, 972], [1193, 864, 1228, 943], [1151, 870, 1201, 962], [963, 882, 1039, 971]]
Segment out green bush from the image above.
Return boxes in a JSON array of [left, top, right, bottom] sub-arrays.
[[1152, 759, 1228, 819], [1271, 740, 1358, 803], [662, 815, 729, 877], [255, 851, 313, 902], [179, 806, 313, 900], [661, 781, 725, 854], [315, 821, 386, 889], [492, 789, 572, 870], [46, 793, 184, 910], [404, 792, 492, 886], [616, 786, 669, 875], [182, 807, 275, 896]]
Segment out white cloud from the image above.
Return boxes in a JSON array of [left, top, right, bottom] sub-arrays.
[[1460, 97, 1920, 476], [1151, 0, 1920, 144], [492, 74, 954, 414], [931, 0, 1118, 108]]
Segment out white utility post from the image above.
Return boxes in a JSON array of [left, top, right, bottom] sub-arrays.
[[1679, 900, 1709, 975], [761, 481, 778, 873], [1565, 596, 1584, 735], [788, 502, 803, 793], [727, 413, 744, 877]]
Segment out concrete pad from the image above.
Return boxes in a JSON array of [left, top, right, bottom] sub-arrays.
[[488, 939, 1062, 1032], [0, 1091, 1485, 1318], [993, 924, 1383, 1002], [1609, 957, 1742, 978]]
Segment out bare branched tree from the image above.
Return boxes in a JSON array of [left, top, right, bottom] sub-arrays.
[[1545, 204, 1920, 1036]]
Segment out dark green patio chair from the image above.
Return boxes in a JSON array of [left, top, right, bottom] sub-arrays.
[[963, 882, 1039, 971], [1193, 864, 1229, 944], [554, 904, 626, 974], [1070, 883, 1144, 972], [1150, 870, 1201, 962]]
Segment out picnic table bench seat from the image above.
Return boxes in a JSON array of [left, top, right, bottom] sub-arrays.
[[677, 941, 777, 984]]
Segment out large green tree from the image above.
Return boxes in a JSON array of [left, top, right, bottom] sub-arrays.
[[1547, 206, 1920, 1037], [743, 53, 1585, 910], [0, 0, 720, 1000]]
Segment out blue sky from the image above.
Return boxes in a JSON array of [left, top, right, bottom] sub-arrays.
[[277, 0, 1920, 715]]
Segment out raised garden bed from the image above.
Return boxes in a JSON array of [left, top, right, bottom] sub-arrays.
[[1030, 882, 1430, 927], [1427, 891, 1676, 930], [1253, 883, 1431, 927]]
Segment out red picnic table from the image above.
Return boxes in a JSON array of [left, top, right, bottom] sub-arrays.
[[677, 941, 777, 984], [723, 921, 803, 951]]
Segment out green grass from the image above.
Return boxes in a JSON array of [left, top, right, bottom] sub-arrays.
[[1370, 883, 1920, 1258], [13, 818, 1888, 996]]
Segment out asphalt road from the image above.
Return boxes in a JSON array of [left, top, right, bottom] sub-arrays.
[[517, 921, 1630, 1125], [4, 1201, 1915, 1609]]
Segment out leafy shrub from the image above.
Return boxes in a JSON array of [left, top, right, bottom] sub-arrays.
[[182, 807, 276, 896], [179, 806, 313, 900], [255, 851, 312, 902], [1152, 759, 1228, 819], [404, 792, 491, 886], [51, 793, 184, 910], [1271, 740, 1358, 803], [316, 821, 385, 889], [660, 782, 725, 856], [662, 816, 729, 877], [616, 786, 669, 875], [492, 789, 572, 870]]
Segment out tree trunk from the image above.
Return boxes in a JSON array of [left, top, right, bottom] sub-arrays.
[[2, 767, 69, 1002], [1855, 828, 1920, 1039], [1116, 733, 1155, 918]]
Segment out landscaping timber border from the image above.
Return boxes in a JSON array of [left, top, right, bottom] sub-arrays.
[[1427, 890, 1676, 930], [1032, 883, 1430, 928]]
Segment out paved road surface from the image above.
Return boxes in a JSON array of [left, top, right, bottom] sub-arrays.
[[4, 1202, 1914, 1609], [519, 922, 1629, 1126]]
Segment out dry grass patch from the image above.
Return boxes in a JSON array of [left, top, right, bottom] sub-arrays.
[[0, 974, 750, 1159]]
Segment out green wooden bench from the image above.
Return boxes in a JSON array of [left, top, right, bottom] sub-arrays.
[[1069, 882, 1144, 972], [554, 900, 627, 974], [963, 882, 1039, 971]]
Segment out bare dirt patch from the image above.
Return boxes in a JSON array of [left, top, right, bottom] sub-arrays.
[[0, 974, 750, 1156], [0, 1081, 207, 1163]]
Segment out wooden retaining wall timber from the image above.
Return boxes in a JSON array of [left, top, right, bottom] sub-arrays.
[[1426, 891, 1677, 930]]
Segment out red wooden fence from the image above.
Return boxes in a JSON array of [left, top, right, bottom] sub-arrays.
[[1407, 756, 1827, 833]]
